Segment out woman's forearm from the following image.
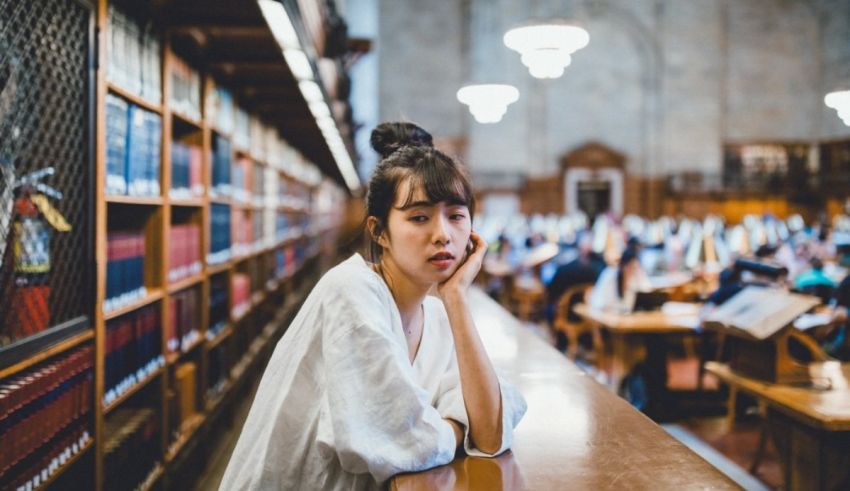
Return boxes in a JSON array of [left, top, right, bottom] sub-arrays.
[[441, 290, 503, 453]]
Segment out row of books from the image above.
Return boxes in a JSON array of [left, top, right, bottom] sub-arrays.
[[168, 362, 198, 442], [168, 224, 202, 283], [234, 107, 250, 150], [208, 276, 230, 337], [276, 214, 309, 242], [105, 94, 162, 197], [169, 141, 203, 200], [231, 273, 252, 320], [0, 345, 93, 477], [106, 5, 161, 104], [169, 54, 202, 122], [232, 210, 254, 257], [207, 85, 234, 135], [105, 232, 147, 313], [232, 157, 254, 203], [104, 306, 164, 408], [211, 135, 232, 198], [168, 288, 201, 354], [104, 407, 159, 491], [209, 204, 232, 265], [1, 427, 91, 491]]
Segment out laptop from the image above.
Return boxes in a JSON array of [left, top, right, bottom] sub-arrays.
[[633, 291, 669, 312]]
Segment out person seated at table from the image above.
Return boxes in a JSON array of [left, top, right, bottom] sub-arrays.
[[545, 235, 606, 348], [705, 268, 745, 307], [588, 248, 651, 313], [794, 257, 836, 291]]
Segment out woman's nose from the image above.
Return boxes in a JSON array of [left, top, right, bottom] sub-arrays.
[[432, 214, 451, 244]]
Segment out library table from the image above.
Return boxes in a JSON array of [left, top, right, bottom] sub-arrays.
[[705, 361, 850, 491], [573, 302, 701, 416], [390, 289, 737, 490]]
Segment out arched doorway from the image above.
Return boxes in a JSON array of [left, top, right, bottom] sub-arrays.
[[561, 143, 626, 217]]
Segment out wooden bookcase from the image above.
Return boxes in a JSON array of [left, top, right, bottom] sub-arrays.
[[0, 1, 350, 490]]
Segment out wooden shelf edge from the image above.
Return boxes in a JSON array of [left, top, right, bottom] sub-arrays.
[[0, 330, 94, 379], [138, 463, 164, 491], [106, 195, 164, 205], [107, 82, 162, 114], [165, 413, 206, 463], [207, 262, 231, 276], [166, 337, 203, 366], [35, 436, 94, 491], [104, 290, 165, 321], [205, 326, 233, 350], [170, 109, 202, 128], [167, 274, 204, 293], [168, 197, 205, 207], [205, 380, 231, 413], [103, 366, 164, 415]]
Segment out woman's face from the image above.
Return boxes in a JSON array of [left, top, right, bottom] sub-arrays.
[[377, 179, 472, 287]]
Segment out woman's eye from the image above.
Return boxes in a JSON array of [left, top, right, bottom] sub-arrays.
[[450, 214, 467, 221], [410, 216, 428, 223]]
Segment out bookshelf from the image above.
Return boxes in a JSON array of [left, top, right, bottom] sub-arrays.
[[1, 0, 352, 490]]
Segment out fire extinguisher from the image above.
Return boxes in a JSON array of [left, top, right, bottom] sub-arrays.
[[8, 167, 71, 340]]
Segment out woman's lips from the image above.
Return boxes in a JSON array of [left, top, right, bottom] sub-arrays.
[[428, 253, 455, 269]]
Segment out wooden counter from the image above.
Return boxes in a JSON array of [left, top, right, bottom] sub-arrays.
[[391, 289, 738, 490], [706, 361, 850, 490]]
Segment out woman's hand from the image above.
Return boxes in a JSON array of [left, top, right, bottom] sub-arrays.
[[437, 231, 487, 300]]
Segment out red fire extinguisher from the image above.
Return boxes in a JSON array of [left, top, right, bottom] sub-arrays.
[[7, 167, 70, 340]]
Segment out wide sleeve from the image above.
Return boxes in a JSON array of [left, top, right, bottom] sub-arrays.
[[433, 350, 527, 457], [320, 316, 458, 483]]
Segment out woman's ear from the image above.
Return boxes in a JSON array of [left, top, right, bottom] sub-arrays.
[[366, 216, 389, 247]]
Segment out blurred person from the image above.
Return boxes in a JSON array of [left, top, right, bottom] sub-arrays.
[[588, 248, 651, 313], [545, 235, 606, 348]]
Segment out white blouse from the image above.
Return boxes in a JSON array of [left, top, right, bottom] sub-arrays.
[[219, 254, 526, 490]]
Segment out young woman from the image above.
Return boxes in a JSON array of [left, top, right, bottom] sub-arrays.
[[219, 122, 526, 490], [588, 247, 651, 313]]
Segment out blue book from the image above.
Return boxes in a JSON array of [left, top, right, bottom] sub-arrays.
[[126, 105, 147, 196], [146, 111, 161, 196], [105, 94, 128, 195]]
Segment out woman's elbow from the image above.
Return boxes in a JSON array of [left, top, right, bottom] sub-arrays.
[[470, 425, 503, 455]]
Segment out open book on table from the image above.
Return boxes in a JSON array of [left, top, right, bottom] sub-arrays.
[[703, 286, 820, 340]]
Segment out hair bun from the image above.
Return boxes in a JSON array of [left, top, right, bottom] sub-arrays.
[[370, 122, 434, 158]]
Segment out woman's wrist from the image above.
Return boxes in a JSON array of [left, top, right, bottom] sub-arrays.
[[440, 288, 468, 308]]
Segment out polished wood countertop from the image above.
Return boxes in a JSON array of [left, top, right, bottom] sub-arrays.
[[391, 289, 738, 490], [706, 361, 850, 431], [574, 303, 701, 333]]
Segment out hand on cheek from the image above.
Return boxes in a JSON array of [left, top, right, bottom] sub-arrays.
[[438, 231, 487, 298]]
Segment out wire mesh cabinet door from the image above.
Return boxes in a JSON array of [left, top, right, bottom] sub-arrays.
[[0, 0, 94, 358]]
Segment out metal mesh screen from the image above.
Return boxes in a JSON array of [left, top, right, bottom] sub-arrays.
[[0, 0, 93, 346]]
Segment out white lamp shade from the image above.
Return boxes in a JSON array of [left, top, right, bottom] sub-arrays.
[[825, 90, 850, 126], [504, 23, 589, 79], [456, 84, 520, 124]]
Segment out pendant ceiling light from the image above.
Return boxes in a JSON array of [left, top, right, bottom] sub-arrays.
[[503, 22, 589, 79], [825, 89, 850, 126], [456, 84, 520, 124]]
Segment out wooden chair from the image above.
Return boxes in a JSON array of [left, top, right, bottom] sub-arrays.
[[510, 275, 545, 321], [552, 284, 599, 360]]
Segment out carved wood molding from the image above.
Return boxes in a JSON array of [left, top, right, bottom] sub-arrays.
[[560, 142, 627, 172]]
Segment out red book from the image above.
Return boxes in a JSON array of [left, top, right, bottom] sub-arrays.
[[189, 146, 202, 196]]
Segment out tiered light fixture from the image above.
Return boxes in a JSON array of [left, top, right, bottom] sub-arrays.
[[456, 84, 520, 124], [825, 89, 850, 126], [503, 21, 589, 79]]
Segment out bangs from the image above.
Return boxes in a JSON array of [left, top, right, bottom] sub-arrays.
[[396, 156, 474, 213]]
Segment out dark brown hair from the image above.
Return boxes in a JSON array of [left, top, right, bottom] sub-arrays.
[[365, 122, 475, 262]]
